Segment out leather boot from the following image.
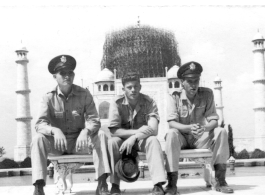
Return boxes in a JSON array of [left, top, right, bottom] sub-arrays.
[[95, 173, 109, 195], [165, 172, 178, 195], [152, 183, 165, 195], [33, 180, 45, 195], [110, 183, 121, 195], [214, 164, 234, 193]]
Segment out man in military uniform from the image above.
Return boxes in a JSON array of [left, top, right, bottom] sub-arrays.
[[108, 72, 167, 195], [165, 61, 234, 194], [31, 55, 111, 195]]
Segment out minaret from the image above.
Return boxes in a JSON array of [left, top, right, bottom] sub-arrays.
[[214, 75, 224, 126], [14, 44, 32, 162], [252, 31, 265, 150]]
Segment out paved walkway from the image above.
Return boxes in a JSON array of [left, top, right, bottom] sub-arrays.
[[0, 175, 264, 195]]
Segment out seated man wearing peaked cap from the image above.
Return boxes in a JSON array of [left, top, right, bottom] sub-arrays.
[[108, 72, 167, 195], [165, 61, 234, 194], [31, 55, 111, 195]]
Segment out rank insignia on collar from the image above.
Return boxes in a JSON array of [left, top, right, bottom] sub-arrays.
[[61, 56, 67, 63], [190, 63, 195, 70]]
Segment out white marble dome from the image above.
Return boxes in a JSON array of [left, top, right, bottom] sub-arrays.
[[253, 32, 264, 41], [214, 75, 222, 82], [167, 65, 180, 79], [95, 68, 114, 82]]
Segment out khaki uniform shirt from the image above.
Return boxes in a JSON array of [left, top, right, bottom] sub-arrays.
[[108, 93, 159, 130], [35, 84, 100, 139], [167, 87, 219, 126]]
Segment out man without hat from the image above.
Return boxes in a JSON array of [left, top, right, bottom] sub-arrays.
[[31, 55, 111, 195], [165, 61, 234, 194], [108, 72, 167, 195]]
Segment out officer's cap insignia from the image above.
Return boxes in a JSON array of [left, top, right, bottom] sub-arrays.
[[190, 63, 195, 70], [61, 56, 67, 63]]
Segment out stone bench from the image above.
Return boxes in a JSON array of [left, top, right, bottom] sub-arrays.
[[48, 149, 214, 195], [139, 149, 215, 188], [48, 154, 93, 195]]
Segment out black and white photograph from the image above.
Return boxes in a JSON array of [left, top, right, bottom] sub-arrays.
[[0, 1, 265, 195]]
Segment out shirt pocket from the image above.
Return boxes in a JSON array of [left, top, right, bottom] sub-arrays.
[[136, 111, 147, 126], [195, 104, 206, 121], [53, 111, 65, 127], [72, 107, 84, 129]]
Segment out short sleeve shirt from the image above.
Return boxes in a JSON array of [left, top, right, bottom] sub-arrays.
[[108, 93, 160, 130], [35, 84, 100, 138], [167, 87, 219, 125]]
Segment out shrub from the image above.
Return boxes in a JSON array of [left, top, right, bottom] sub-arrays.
[[250, 149, 265, 159], [20, 157, 31, 168], [0, 146, 5, 157], [235, 149, 250, 159], [0, 158, 19, 169], [228, 124, 235, 157]]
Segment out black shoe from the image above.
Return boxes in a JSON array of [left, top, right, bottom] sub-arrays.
[[152, 185, 165, 195], [214, 164, 234, 193], [33, 180, 45, 195], [216, 180, 234, 193], [96, 182, 109, 195], [110, 184, 121, 195], [165, 186, 178, 195], [165, 172, 178, 195], [96, 173, 110, 195]]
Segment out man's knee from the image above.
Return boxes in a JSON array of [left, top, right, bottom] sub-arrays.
[[145, 136, 160, 146], [215, 127, 228, 137], [31, 133, 46, 146], [97, 130, 108, 140], [108, 137, 122, 148], [165, 128, 180, 140]]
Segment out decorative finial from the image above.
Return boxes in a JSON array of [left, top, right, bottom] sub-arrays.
[[137, 16, 140, 28]]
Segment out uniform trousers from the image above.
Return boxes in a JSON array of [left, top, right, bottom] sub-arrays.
[[31, 130, 111, 184], [165, 127, 229, 172], [108, 136, 166, 185]]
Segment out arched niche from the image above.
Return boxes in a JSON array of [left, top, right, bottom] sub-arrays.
[[110, 84, 114, 91], [103, 84, 108, 91], [174, 81, 179, 88], [99, 101, 110, 119]]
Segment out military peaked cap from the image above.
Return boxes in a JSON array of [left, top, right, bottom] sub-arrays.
[[48, 54, 76, 74], [177, 61, 203, 79]]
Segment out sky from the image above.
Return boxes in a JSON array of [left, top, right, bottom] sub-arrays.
[[0, 2, 265, 158]]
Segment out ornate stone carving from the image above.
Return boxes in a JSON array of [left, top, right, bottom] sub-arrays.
[[51, 161, 83, 195], [187, 157, 217, 190]]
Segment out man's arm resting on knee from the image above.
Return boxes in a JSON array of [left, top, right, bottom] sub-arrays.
[[203, 120, 218, 132], [109, 127, 138, 139], [168, 120, 193, 134], [134, 117, 159, 140], [110, 117, 158, 141], [168, 119, 218, 134]]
